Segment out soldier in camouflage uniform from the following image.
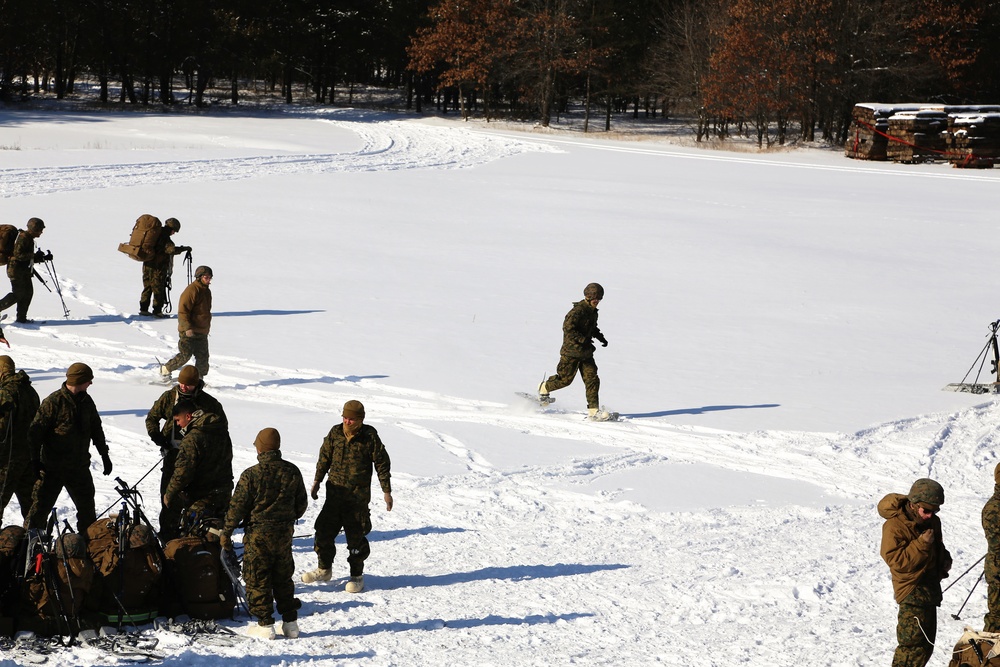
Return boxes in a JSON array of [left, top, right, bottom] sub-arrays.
[[25, 363, 113, 535], [538, 282, 609, 420], [220, 427, 307, 640], [139, 217, 191, 318], [302, 400, 392, 594], [983, 464, 1000, 632], [0, 355, 39, 519], [161, 265, 213, 381], [878, 478, 952, 667], [0, 218, 51, 324], [146, 365, 228, 540], [162, 399, 233, 523]]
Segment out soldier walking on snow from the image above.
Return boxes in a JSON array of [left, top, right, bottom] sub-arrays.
[[161, 265, 213, 380], [879, 478, 952, 667], [25, 363, 112, 535], [301, 400, 393, 594], [146, 365, 228, 540], [537, 282, 612, 420], [0, 355, 39, 519], [0, 218, 52, 324], [983, 464, 1000, 632], [139, 217, 190, 318], [220, 427, 307, 640]]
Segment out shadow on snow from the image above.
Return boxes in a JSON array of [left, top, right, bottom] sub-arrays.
[[623, 404, 780, 419]]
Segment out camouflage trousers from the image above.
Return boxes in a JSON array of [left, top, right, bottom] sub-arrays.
[[25, 465, 97, 536], [158, 448, 181, 542], [0, 456, 36, 519], [164, 332, 209, 377], [892, 586, 939, 667], [985, 558, 1000, 632], [140, 265, 170, 314], [244, 525, 300, 624], [0, 270, 34, 321], [314, 486, 372, 577], [546, 355, 600, 409]]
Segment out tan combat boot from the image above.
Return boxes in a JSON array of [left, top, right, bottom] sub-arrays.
[[345, 575, 365, 593], [301, 567, 332, 583]]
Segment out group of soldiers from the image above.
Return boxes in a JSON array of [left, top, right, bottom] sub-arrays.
[[0, 216, 395, 640], [880, 474, 1000, 667]]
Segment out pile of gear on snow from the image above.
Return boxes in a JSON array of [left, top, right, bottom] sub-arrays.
[[0, 479, 246, 660]]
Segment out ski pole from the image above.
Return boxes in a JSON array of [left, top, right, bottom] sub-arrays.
[[952, 571, 985, 620], [943, 553, 986, 593], [43, 256, 69, 318], [96, 456, 162, 519]]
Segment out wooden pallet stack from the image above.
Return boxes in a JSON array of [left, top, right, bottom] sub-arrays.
[[947, 111, 1000, 168], [844, 103, 916, 160], [884, 110, 949, 163]]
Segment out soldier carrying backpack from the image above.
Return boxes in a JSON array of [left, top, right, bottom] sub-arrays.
[[0, 218, 52, 324], [117, 215, 191, 318]]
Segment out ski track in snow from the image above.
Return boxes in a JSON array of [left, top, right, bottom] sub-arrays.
[[0, 109, 556, 198], [1, 114, 997, 666]]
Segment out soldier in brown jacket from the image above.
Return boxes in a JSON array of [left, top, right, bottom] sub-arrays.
[[878, 478, 951, 667], [161, 265, 213, 380]]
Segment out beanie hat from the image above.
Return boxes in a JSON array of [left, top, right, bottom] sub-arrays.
[[195, 265, 213, 280], [0, 356, 13, 378], [994, 462, 1000, 485], [908, 478, 945, 510], [66, 362, 94, 386], [342, 400, 365, 420], [254, 427, 281, 452], [583, 282, 604, 300], [178, 365, 200, 386]]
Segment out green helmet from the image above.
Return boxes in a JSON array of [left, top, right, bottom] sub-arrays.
[[165, 217, 181, 233], [195, 265, 213, 280], [908, 478, 945, 509], [26, 217, 45, 235], [584, 282, 604, 300]]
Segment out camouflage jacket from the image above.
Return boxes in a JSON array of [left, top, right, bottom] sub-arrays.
[[984, 476, 1000, 578], [145, 381, 227, 448], [7, 230, 36, 278], [177, 279, 212, 335], [879, 492, 952, 604], [223, 450, 307, 538], [164, 410, 233, 508], [29, 384, 108, 468], [314, 423, 391, 505], [0, 370, 39, 462], [559, 299, 604, 359], [142, 232, 178, 271]]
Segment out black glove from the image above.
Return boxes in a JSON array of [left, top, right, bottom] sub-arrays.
[[101, 452, 113, 476], [176, 246, 192, 253], [43, 251, 53, 261], [33, 250, 45, 263], [151, 431, 169, 449], [596, 335, 608, 348]]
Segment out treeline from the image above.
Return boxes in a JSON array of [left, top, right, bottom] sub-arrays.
[[2, 0, 998, 146]]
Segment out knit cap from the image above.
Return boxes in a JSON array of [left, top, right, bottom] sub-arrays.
[[66, 362, 94, 386], [342, 400, 365, 420], [254, 427, 281, 451]]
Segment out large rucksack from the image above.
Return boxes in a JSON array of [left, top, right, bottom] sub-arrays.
[[949, 628, 1000, 665], [86, 516, 163, 623], [18, 530, 97, 637], [162, 535, 235, 620], [117, 214, 162, 262], [0, 225, 18, 265], [0, 525, 26, 637]]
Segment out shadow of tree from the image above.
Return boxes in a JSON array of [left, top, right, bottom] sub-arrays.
[[332, 612, 596, 637], [624, 404, 779, 419]]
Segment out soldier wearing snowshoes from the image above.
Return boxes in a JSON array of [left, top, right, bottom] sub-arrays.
[[162, 399, 233, 523], [0, 355, 39, 519], [0, 217, 51, 324], [983, 464, 1000, 632], [146, 365, 229, 540], [302, 400, 393, 594], [538, 282, 612, 420], [25, 363, 112, 536], [879, 478, 952, 667], [221, 427, 307, 640], [161, 265, 213, 381], [140, 217, 190, 318]]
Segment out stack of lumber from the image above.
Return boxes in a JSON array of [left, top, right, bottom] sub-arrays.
[[883, 110, 949, 163], [946, 112, 1000, 168]]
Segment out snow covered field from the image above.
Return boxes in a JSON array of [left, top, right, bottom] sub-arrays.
[[0, 106, 998, 666]]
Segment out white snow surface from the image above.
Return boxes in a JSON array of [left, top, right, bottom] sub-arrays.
[[0, 106, 998, 665]]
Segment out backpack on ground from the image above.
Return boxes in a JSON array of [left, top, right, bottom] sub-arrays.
[[949, 627, 1000, 666], [117, 214, 162, 262], [86, 514, 163, 624], [0, 525, 26, 637], [162, 535, 235, 620], [18, 530, 97, 637], [0, 225, 18, 266]]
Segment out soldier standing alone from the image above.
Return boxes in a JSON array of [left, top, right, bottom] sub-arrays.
[[301, 400, 392, 593], [139, 217, 190, 318], [879, 478, 952, 667], [220, 427, 307, 640], [161, 265, 213, 380], [537, 282, 612, 420]]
